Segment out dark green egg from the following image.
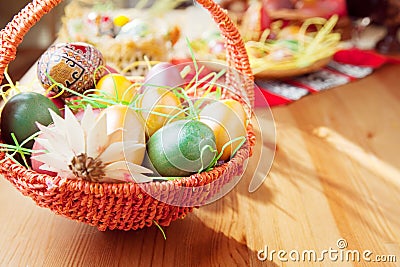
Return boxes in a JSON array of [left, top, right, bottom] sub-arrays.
[[1, 92, 61, 149]]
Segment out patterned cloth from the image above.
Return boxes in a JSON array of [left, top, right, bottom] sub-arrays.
[[255, 48, 400, 107]]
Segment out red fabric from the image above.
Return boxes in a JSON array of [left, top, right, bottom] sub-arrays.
[[334, 48, 400, 68], [254, 86, 291, 107], [256, 48, 400, 107]]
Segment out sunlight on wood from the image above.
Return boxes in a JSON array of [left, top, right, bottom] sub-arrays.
[[313, 126, 400, 189]]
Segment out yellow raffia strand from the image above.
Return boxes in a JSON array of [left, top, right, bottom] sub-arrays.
[[1, 67, 19, 102], [246, 15, 341, 74], [3, 67, 19, 93], [0, 67, 40, 104], [259, 28, 271, 44], [45, 83, 65, 98], [143, 55, 152, 71], [180, 65, 191, 79]]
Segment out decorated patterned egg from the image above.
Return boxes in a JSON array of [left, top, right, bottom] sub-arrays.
[[37, 42, 106, 98]]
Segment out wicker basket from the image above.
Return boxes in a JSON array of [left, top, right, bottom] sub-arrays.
[[0, 0, 256, 231]]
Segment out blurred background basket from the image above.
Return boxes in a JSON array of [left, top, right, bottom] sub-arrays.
[[0, 0, 256, 231], [58, 0, 183, 76]]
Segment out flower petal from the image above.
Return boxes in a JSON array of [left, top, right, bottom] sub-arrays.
[[99, 141, 145, 163], [64, 107, 85, 155], [34, 138, 53, 152], [57, 169, 76, 180], [102, 161, 153, 182], [123, 143, 146, 164], [81, 105, 97, 135], [103, 168, 153, 183], [36, 123, 74, 159], [107, 127, 123, 144], [36, 123, 59, 139], [49, 108, 66, 134], [32, 153, 70, 171], [130, 173, 154, 183], [102, 169, 134, 183], [39, 164, 57, 172], [86, 112, 108, 158], [105, 161, 153, 174]]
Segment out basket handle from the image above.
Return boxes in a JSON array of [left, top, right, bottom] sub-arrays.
[[0, 0, 62, 83], [0, 0, 254, 107], [195, 0, 255, 107]]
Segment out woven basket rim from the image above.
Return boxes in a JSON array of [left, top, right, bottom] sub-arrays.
[[0, 129, 254, 190]]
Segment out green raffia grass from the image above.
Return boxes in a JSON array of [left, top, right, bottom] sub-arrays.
[[203, 136, 247, 172], [198, 144, 217, 174], [0, 132, 42, 168]]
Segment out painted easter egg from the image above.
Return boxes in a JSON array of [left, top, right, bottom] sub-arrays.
[[37, 42, 106, 98]]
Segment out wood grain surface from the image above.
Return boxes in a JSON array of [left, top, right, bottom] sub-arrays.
[[0, 63, 400, 266]]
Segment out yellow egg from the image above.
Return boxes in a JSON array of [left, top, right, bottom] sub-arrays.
[[114, 15, 130, 27], [95, 73, 136, 104], [137, 88, 184, 137]]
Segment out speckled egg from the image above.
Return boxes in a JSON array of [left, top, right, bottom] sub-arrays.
[[37, 42, 106, 98]]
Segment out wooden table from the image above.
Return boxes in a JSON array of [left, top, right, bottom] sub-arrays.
[[1, 62, 399, 266]]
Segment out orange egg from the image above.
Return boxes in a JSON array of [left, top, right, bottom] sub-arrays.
[[199, 99, 248, 161], [137, 87, 184, 137], [277, 25, 302, 40]]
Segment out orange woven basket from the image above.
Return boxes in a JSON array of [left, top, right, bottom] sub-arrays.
[[0, 0, 256, 231]]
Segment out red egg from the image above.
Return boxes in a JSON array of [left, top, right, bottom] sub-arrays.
[[105, 65, 119, 74], [37, 42, 106, 98], [46, 91, 65, 117], [141, 62, 184, 93]]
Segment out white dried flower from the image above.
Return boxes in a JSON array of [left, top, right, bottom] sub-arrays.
[[33, 105, 152, 183]]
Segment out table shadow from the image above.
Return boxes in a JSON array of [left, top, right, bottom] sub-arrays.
[[75, 213, 280, 267]]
